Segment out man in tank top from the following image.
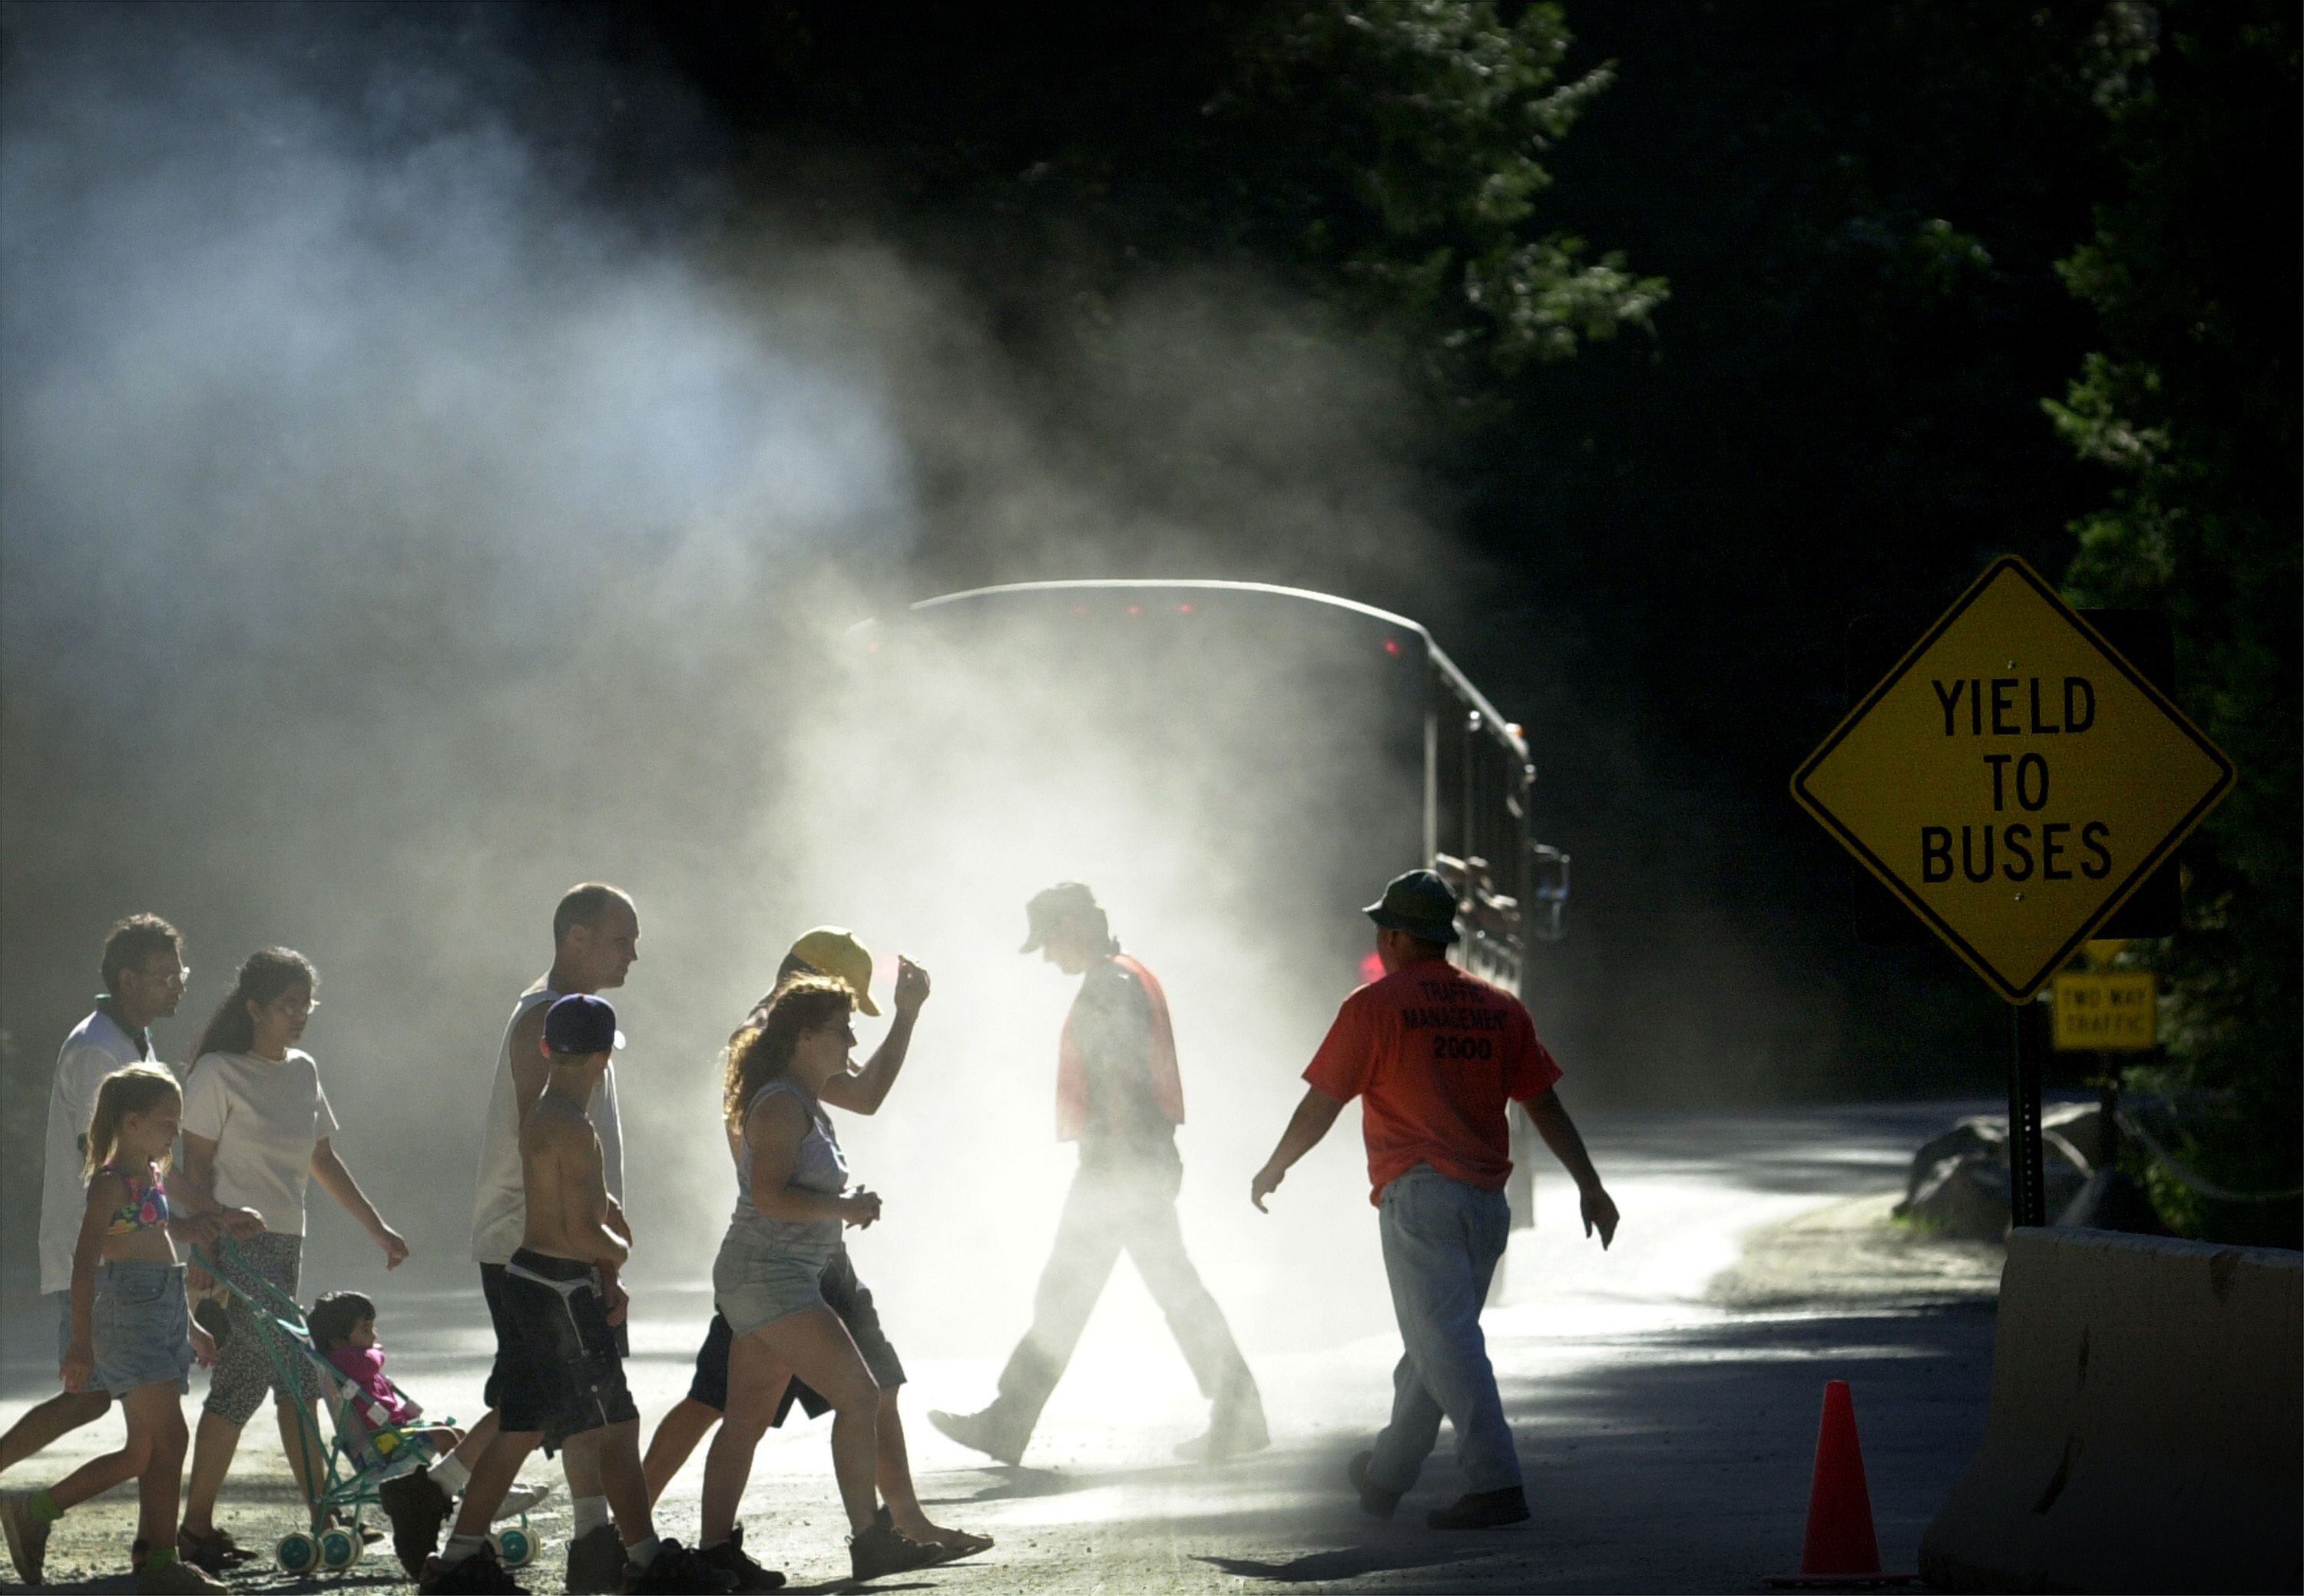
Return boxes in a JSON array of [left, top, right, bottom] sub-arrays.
[[382, 884, 641, 1589]]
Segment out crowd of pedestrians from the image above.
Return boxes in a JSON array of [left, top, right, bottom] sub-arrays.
[[0, 869, 1617, 1594]]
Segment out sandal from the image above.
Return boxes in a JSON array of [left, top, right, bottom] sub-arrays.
[[929, 1528, 995, 1562], [177, 1526, 257, 1571]]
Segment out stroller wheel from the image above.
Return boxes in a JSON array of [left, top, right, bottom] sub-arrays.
[[276, 1531, 319, 1574], [491, 1526, 536, 1568], [318, 1524, 363, 1570]]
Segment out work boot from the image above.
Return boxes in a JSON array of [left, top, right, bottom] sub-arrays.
[[1426, 1485, 1529, 1529], [564, 1523, 626, 1593], [623, 1538, 737, 1593], [849, 1520, 942, 1582], [1347, 1450, 1402, 1520], [380, 1469, 454, 1576], [418, 1541, 526, 1594], [0, 1488, 52, 1584], [1175, 1396, 1270, 1462], [696, 1525, 786, 1591], [927, 1406, 1028, 1466], [133, 1552, 231, 1594]]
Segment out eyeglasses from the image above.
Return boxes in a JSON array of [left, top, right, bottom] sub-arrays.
[[135, 966, 190, 992], [275, 998, 320, 1019]]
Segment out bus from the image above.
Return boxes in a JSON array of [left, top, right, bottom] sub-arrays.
[[842, 578, 1569, 1228]]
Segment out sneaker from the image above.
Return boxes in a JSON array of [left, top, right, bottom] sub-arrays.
[[624, 1538, 737, 1593], [176, 1526, 257, 1572], [1426, 1485, 1529, 1529], [0, 1489, 52, 1585], [849, 1520, 943, 1582], [492, 1481, 552, 1520], [1348, 1450, 1402, 1521], [419, 1541, 526, 1594], [697, 1526, 786, 1591], [1175, 1403, 1270, 1462], [134, 1555, 231, 1594], [565, 1524, 626, 1594], [927, 1406, 1027, 1467], [380, 1470, 454, 1577]]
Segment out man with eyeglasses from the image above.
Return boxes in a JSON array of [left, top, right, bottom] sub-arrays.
[[0, 914, 191, 1475]]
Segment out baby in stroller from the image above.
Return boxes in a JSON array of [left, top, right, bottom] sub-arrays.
[[309, 1292, 547, 1576]]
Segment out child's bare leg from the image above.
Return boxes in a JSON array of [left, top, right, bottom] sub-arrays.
[[125, 1385, 188, 1554], [450, 1430, 538, 1538], [594, 1419, 652, 1547], [0, 1390, 113, 1475], [45, 1422, 153, 1512]]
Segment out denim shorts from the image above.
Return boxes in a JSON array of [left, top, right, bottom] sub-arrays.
[[688, 1244, 905, 1419], [92, 1261, 194, 1397], [712, 1222, 836, 1337]]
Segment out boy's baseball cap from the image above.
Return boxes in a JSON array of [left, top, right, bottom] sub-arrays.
[[786, 928, 880, 1017], [1363, 869, 1462, 944], [545, 993, 619, 1055], [1021, 882, 1099, 953]]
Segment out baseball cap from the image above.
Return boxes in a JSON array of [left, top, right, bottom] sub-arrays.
[[1021, 882, 1099, 954], [1362, 869, 1462, 944], [786, 927, 880, 1017], [545, 993, 619, 1056]]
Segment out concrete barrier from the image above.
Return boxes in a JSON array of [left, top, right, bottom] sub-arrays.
[[1921, 1227, 2302, 1593]]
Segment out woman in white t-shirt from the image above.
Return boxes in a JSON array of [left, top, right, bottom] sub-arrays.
[[172, 948, 409, 1572]]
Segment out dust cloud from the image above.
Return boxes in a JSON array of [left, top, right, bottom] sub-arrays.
[[0, 0, 1445, 1377]]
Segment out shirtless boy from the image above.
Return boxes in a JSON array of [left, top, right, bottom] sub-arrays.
[[419, 997, 729, 1595]]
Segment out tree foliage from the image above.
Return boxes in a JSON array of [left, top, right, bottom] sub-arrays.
[[2047, 0, 2300, 1243]]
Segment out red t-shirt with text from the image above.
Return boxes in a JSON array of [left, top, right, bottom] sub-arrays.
[[1304, 961, 1563, 1204]]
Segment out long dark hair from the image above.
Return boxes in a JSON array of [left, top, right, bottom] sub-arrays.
[[721, 975, 851, 1134], [191, 948, 318, 1063]]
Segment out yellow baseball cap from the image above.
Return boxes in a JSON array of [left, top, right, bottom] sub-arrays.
[[786, 927, 881, 1016]]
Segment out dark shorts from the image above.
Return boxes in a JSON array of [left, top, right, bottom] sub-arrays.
[[487, 1250, 637, 1453], [482, 1259, 628, 1422], [686, 1246, 905, 1425]]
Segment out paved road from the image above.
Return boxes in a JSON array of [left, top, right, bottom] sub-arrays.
[[2, 1101, 2005, 1593]]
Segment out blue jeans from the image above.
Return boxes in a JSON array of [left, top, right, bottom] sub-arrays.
[[1367, 1164, 1520, 1495]]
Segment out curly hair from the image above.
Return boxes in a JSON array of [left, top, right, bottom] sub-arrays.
[[721, 974, 852, 1134], [190, 947, 318, 1064]]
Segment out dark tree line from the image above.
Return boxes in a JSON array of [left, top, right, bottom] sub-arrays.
[[628, 0, 2295, 1240]]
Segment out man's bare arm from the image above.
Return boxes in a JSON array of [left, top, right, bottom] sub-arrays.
[[1252, 1086, 1347, 1210], [1523, 1088, 1619, 1248], [508, 1005, 552, 1118]]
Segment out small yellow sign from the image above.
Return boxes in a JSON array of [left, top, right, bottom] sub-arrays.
[[1793, 557, 2233, 1002], [2052, 971, 2160, 1051]]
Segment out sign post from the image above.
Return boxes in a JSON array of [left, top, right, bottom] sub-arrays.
[[1793, 556, 2233, 1225]]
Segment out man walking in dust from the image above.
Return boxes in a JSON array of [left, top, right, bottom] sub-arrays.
[[932, 882, 1265, 1465], [1251, 868, 1620, 1529]]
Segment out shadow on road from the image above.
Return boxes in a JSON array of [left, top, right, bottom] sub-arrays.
[[1195, 1547, 1491, 1582]]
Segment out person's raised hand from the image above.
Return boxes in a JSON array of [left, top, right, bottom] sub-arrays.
[[893, 957, 931, 1015], [840, 1187, 883, 1229], [1250, 1163, 1286, 1214], [1580, 1184, 1620, 1250]]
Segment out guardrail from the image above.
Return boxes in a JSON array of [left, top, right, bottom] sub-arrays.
[[1920, 1227, 2301, 1593]]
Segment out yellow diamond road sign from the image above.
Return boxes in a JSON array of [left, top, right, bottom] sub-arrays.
[[1793, 556, 2233, 1002]]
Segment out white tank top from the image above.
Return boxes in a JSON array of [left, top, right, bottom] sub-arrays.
[[468, 985, 624, 1266]]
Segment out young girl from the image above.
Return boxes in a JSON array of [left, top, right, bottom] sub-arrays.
[[174, 947, 411, 1572], [306, 1291, 548, 1577], [0, 1067, 240, 1593]]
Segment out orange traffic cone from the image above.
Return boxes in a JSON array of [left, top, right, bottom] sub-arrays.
[[1765, 1380, 1914, 1588]]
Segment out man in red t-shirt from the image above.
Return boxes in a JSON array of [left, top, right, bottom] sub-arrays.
[[1252, 869, 1618, 1530]]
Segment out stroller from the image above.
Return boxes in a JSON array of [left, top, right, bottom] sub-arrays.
[[191, 1237, 538, 1575]]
